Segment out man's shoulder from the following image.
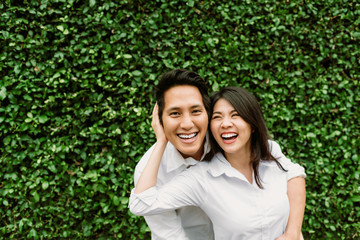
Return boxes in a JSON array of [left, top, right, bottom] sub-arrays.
[[134, 142, 180, 174]]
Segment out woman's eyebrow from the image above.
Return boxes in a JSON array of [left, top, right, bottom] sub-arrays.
[[212, 111, 222, 115]]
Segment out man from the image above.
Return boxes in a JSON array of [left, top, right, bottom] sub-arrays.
[[134, 69, 306, 240]]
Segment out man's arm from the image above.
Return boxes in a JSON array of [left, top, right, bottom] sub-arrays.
[[134, 154, 190, 240], [132, 104, 190, 239]]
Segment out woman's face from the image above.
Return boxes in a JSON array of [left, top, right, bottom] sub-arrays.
[[210, 98, 252, 156]]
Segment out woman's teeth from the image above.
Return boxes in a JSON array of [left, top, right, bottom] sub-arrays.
[[221, 133, 238, 139]]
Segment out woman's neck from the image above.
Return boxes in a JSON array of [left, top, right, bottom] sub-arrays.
[[225, 149, 253, 184]]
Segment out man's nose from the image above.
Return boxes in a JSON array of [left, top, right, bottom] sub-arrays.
[[180, 114, 194, 129]]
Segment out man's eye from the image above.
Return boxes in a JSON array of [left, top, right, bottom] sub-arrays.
[[193, 110, 202, 114], [170, 112, 180, 116], [212, 115, 220, 119]]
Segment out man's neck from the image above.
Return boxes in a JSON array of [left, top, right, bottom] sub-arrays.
[[179, 148, 204, 161]]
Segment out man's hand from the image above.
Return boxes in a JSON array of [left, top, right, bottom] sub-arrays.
[[152, 103, 168, 144]]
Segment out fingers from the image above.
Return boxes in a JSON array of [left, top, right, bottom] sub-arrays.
[[152, 103, 158, 119], [152, 103, 159, 126], [150, 103, 167, 143]]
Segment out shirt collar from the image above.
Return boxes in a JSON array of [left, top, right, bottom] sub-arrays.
[[208, 153, 256, 183], [166, 132, 211, 172], [207, 152, 230, 177]]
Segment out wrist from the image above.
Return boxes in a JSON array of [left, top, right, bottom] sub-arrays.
[[283, 230, 300, 240], [157, 138, 168, 146]]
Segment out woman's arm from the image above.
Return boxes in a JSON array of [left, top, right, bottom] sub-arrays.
[[284, 177, 306, 239], [276, 177, 306, 240], [270, 140, 306, 240]]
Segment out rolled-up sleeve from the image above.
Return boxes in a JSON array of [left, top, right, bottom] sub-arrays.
[[129, 168, 206, 216], [269, 140, 306, 180], [129, 187, 160, 215]]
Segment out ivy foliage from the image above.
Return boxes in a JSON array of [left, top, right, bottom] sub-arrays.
[[1, 0, 359, 239]]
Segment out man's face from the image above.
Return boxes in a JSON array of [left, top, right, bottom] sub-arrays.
[[162, 85, 208, 160]]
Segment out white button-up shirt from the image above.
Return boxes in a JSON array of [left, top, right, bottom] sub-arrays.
[[133, 134, 214, 240], [130, 141, 306, 240]]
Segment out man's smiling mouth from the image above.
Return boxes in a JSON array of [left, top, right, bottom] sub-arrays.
[[178, 133, 198, 139]]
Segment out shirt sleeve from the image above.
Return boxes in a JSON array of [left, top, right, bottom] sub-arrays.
[[133, 145, 191, 240], [129, 166, 206, 216], [268, 140, 306, 180], [143, 213, 190, 240]]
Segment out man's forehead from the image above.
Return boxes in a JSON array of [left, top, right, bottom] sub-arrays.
[[163, 86, 203, 104]]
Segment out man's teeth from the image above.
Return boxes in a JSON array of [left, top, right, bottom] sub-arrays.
[[178, 133, 197, 139], [222, 133, 238, 139]]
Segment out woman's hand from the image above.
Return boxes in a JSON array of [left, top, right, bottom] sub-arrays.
[[276, 232, 304, 240], [151, 103, 168, 145]]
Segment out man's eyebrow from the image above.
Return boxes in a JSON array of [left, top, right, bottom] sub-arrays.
[[190, 104, 204, 109], [165, 107, 181, 112], [165, 104, 203, 112]]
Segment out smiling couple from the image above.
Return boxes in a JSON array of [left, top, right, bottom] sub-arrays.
[[129, 69, 306, 240]]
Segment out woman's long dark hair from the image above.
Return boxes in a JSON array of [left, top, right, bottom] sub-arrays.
[[207, 87, 286, 189]]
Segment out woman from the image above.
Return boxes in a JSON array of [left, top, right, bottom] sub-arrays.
[[129, 87, 306, 239]]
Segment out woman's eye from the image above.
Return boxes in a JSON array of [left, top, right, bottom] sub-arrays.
[[193, 109, 202, 114]]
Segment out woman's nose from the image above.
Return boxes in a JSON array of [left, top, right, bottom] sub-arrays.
[[221, 117, 233, 128]]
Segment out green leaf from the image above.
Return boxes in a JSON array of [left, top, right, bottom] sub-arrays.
[[0, 87, 6, 100], [33, 191, 40, 202], [57, 25, 64, 32], [23, 95, 33, 101], [113, 196, 120, 206], [42, 181, 49, 190], [132, 70, 142, 77], [48, 165, 57, 173], [306, 133, 316, 138], [351, 196, 360, 202], [38, 115, 49, 123]]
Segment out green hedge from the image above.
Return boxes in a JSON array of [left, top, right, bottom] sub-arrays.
[[1, 0, 359, 239]]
